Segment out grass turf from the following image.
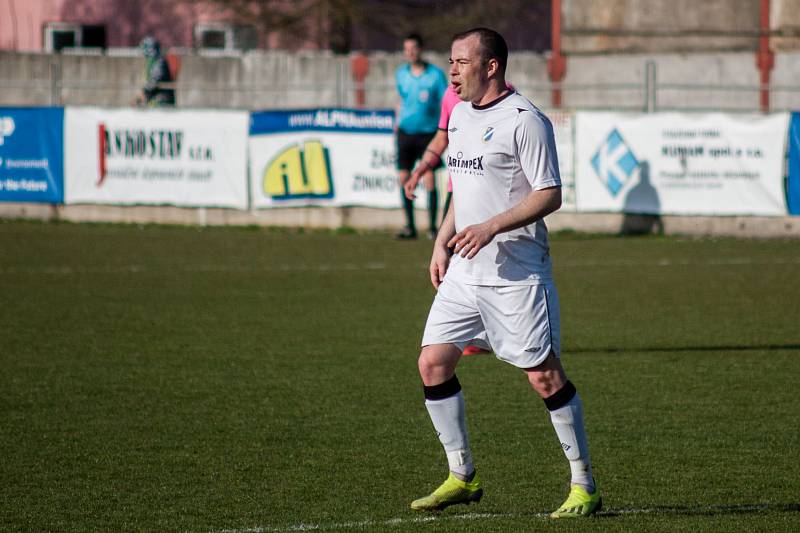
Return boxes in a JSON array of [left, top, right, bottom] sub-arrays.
[[1, 220, 799, 532]]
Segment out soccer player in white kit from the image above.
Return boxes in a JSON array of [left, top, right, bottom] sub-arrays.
[[410, 28, 602, 518]]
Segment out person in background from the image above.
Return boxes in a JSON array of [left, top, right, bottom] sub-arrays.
[[135, 36, 175, 107], [394, 33, 448, 239]]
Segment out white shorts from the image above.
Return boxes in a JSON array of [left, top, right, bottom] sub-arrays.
[[421, 276, 561, 369]]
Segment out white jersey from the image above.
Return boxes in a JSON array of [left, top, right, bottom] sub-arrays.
[[446, 91, 561, 285]]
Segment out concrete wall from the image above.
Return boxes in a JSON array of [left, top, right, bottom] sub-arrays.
[[560, 0, 800, 55], [772, 0, 800, 50], [561, 52, 783, 111], [176, 52, 346, 109], [2, 202, 799, 239], [561, 0, 760, 54], [3, 49, 800, 111]]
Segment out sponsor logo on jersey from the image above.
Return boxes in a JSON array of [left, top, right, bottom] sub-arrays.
[[0, 117, 16, 145], [447, 151, 484, 174], [482, 126, 495, 143], [448, 126, 458, 133], [263, 140, 334, 200], [590, 128, 639, 197]]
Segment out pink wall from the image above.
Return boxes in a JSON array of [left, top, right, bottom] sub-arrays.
[[0, 0, 320, 51]]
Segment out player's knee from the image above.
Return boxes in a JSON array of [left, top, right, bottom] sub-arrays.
[[418, 346, 456, 385], [417, 350, 437, 381], [526, 370, 564, 398]]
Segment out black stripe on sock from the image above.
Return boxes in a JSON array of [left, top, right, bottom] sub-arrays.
[[423, 375, 462, 401], [543, 380, 577, 411]]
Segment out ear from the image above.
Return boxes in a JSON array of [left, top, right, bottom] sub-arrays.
[[486, 58, 499, 78]]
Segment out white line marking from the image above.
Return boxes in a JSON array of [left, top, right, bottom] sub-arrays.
[[205, 503, 791, 533], [209, 512, 525, 533], [2, 257, 800, 276]]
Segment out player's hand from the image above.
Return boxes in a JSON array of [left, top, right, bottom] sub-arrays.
[[429, 241, 452, 289], [447, 222, 496, 259], [404, 173, 420, 200]]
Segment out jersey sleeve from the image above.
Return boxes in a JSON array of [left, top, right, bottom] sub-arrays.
[[515, 111, 562, 190]]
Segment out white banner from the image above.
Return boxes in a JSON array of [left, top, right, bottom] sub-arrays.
[[65, 108, 249, 208], [575, 112, 790, 216], [248, 109, 420, 209], [546, 110, 576, 211], [249, 134, 410, 209]]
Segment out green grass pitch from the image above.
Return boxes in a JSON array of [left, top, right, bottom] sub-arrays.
[[1, 220, 799, 532]]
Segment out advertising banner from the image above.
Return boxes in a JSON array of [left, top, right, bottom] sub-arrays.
[[250, 108, 577, 211], [65, 108, 249, 208], [787, 112, 800, 216], [0, 107, 64, 203], [249, 108, 413, 209], [575, 112, 789, 216], [547, 110, 576, 211]]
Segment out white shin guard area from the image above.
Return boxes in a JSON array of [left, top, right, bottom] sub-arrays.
[[548, 392, 594, 489], [425, 391, 474, 478]]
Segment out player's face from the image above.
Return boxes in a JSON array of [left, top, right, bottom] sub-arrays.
[[449, 35, 488, 103], [403, 39, 421, 64]]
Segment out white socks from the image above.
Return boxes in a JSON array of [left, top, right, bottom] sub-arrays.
[[424, 376, 474, 479], [422, 376, 594, 491], [546, 382, 595, 492]]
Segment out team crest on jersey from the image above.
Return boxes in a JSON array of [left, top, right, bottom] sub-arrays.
[[482, 127, 495, 143]]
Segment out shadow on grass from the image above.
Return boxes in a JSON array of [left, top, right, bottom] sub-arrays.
[[571, 343, 800, 355], [599, 502, 800, 518]]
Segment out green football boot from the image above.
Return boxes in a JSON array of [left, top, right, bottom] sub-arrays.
[[550, 484, 602, 518], [410, 472, 483, 511]]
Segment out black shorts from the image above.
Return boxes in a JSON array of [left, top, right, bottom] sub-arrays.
[[396, 129, 443, 172]]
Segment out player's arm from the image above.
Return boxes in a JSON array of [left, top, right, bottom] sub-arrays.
[[405, 129, 448, 199], [448, 186, 561, 259], [430, 197, 456, 288]]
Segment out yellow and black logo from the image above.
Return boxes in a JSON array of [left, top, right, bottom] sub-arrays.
[[263, 140, 334, 200]]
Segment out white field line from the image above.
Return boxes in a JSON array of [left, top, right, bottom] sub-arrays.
[[206, 504, 779, 533], [209, 512, 533, 533], [0, 262, 392, 275], [2, 257, 800, 275]]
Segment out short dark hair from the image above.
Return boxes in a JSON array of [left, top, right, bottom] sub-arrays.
[[404, 33, 424, 48], [452, 27, 508, 74]]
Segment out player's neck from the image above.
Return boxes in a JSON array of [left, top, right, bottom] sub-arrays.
[[410, 60, 426, 74], [472, 79, 509, 107]]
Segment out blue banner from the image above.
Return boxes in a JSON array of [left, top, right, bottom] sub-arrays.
[[0, 107, 64, 203], [788, 112, 800, 216], [250, 108, 394, 135]]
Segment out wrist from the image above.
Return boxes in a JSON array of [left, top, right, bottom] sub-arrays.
[[487, 218, 502, 237], [435, 234, 452, 249]]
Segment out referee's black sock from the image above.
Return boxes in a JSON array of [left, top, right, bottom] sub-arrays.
[[402, 190, 416, 234], [428, 189, 438, 234]]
